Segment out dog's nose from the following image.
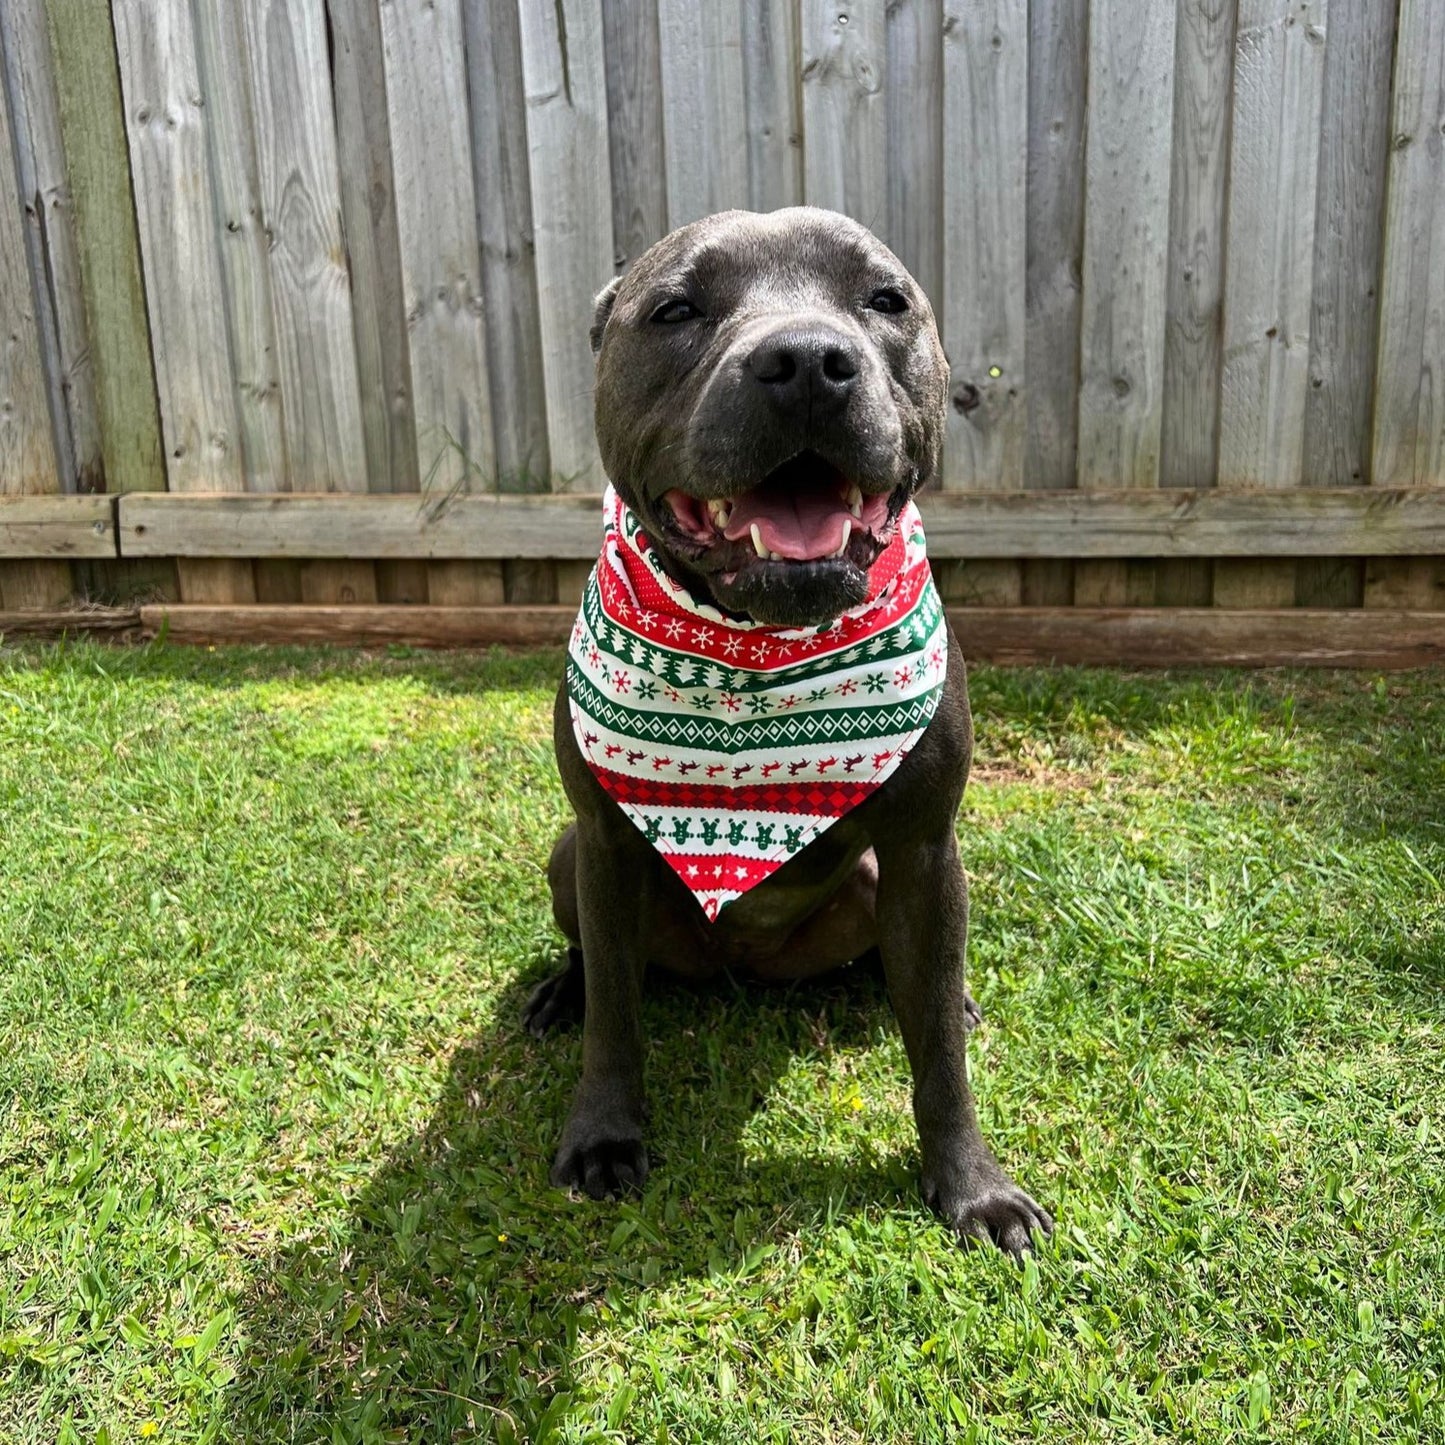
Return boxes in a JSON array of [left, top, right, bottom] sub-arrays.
[[746, 327, 859, 415]]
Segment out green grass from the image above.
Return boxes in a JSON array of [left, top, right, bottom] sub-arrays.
[[0, 641, 1441, 1444]]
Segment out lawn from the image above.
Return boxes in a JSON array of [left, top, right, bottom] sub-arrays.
[[0, 640, 1441, 1444]]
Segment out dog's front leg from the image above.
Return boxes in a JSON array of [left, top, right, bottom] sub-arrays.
[[875, 831, 1051, 1257], [548, 816, 649, 1198]]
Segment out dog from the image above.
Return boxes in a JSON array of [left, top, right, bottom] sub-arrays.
[[526, 207, 1051, 1257]]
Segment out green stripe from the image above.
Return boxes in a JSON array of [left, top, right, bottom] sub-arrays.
[[567, 665, 944, 753]]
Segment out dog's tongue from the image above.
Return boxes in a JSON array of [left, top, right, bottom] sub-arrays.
[[723, 488, 851, 560]]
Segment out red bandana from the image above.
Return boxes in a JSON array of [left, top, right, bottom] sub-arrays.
[[568, 487, 947, 920]]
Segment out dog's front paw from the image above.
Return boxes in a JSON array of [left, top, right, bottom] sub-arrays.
[[924, 1166, 1052, 1259], [550, 1133, 649, 1200]]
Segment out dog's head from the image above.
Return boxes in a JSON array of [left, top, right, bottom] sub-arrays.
[[591, 208, 947, 627]]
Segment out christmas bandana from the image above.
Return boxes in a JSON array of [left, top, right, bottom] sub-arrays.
[[567, 486, 948, 920]]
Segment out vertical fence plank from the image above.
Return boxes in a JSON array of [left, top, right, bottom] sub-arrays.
[[1154, 0, 1235, 605], [1021, 0, 1085, 604], [112, 0, 243, 493], [43, 0, 163, 498], [1075, 0, 1176, 604], [742, 0, 803, 214], [940, 0, 1027, 497], [802, 1, 886, 227], [1305, 0, 1393, 488], [113, 0, 253, 602], [603, 0, 668, 267], [1218, 0, 1328, 489], [1366, 0, 1444, 608], [1370, 0, 1445, 490], [1297, 0, 1393, 608], [0, 54, 68, 608], [1, 3, 95, 495], [658, 0, 748, 227], [1024, 0, 1085, 494], [44, 0, 172, 600], [1077, 0, 1176, 494], [519, 0, 614, 493], [467, 0, 551, 485], [885, 0, 942, 306], [240, 0, 367, 492], [330, 0, 419, 496], [1215, 0, 1328, 609], [1160, 0, 1235, 491], [378, 0, 495, 496], [192, 1, 288, 491], [469, 0, 554, 602]]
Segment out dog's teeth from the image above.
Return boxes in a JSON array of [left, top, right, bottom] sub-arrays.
[[845, 483, 863, 518], [835, 518, 852, 557], [750, 522, 767, 558], [707, 498, 731, 528]]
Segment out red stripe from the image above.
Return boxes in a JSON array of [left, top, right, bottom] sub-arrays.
[[660, 852, 786, 891], [596, 765, 880, 813]]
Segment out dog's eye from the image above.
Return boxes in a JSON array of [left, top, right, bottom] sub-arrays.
[[651, 299, 701, 324], [867, 288, 909, 315]]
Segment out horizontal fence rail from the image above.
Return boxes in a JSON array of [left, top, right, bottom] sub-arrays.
[[4, 603, 1442, 672], [7, 487, 1445, 563]]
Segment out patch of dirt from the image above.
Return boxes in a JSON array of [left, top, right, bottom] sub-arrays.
[[969, 757, 1097, 789]]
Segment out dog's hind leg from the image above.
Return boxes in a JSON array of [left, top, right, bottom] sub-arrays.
[[524, 946, 586, 1036], [524, 826, 587, 1036]]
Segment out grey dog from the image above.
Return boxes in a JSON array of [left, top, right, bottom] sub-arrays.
[[527, 207, 1051, 1257]]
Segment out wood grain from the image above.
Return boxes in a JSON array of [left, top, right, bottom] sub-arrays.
[[1, 0, 96, 493], [330, 0, 420, 493], [0, 607, 139, 637], [518, 0, 614, 492], [378, 0, 495, 491], [42, 0, 165, 495], [1077, 0, 1177, 489], [132, 603, 1445, 668], [1160, 0, 1235, 489], [0, 63, 58, 500], [464, 0, 551, 486], [0, 41, 69, 607], [0, 494, 113, 556], [1370, 0, 1445, 489], [1218, 0, 1328, 489], [192, 0, 288, 489], [801, 0, 887, 226], [239, 0, 367, 491], [883, 0, 941, 304], [113, 487, 1445, 560], [658, 0, 749, 226], [1304, 0, 1394, 488], [741, 0, 803, 213], [602, 0, 669, 267], [112, 0, 245, 492], [1024, 0, 1086, 492], [940, 0, 1028, 492]]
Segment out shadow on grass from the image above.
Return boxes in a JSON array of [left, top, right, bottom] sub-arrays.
[[224, 962, 912, 1443]]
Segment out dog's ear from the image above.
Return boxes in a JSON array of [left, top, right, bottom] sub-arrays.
[[590, 275, 624, 356]]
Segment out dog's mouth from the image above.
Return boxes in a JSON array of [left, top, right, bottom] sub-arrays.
[[660, 452, 902, 574]]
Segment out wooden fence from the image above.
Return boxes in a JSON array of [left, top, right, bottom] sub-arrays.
[[1, 1, 1443, 662]]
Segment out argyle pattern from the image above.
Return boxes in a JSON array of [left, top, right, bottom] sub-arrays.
[[568, 485, 947, 920]]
